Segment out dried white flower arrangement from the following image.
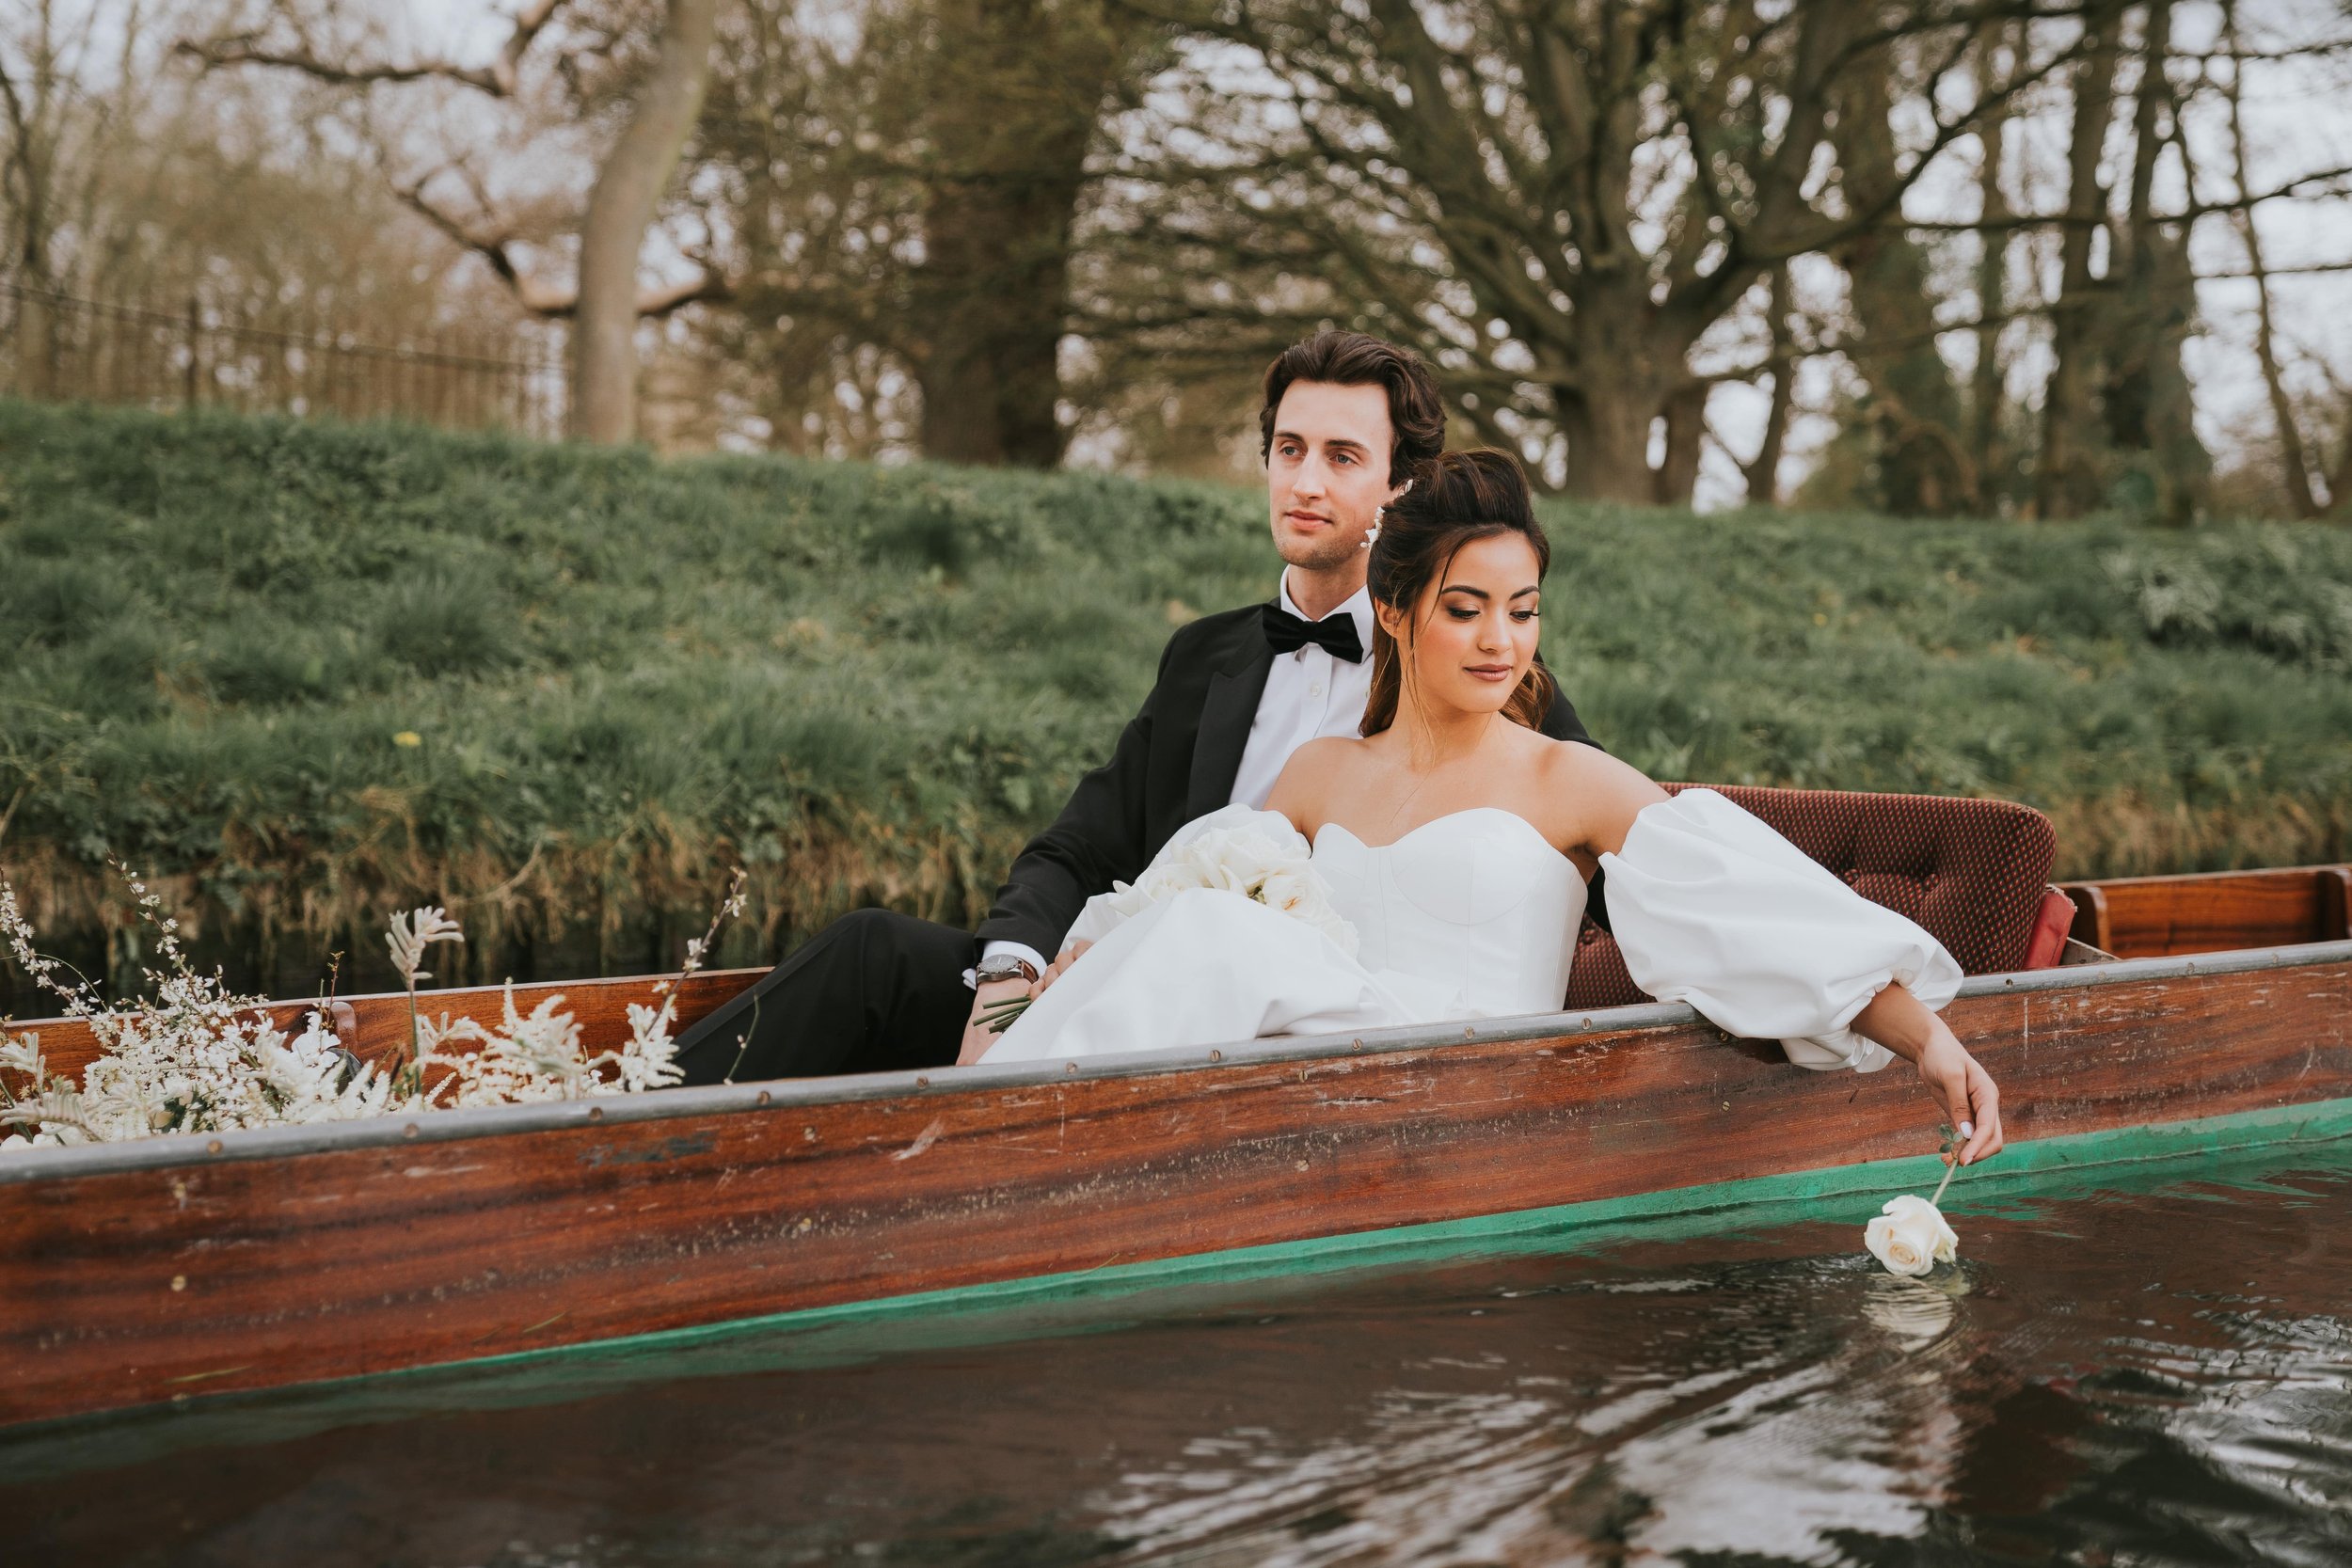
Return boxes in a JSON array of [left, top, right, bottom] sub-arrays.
[[0, 866, 749, 1148], [0, 870, 394, 1148]]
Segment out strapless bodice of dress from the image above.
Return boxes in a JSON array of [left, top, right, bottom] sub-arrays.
[[1311, 809, 1585, 1021], [981, 793, 1961, 1071]]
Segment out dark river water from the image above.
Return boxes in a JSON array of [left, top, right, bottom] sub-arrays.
[[12, 1135, 2352, 1567]]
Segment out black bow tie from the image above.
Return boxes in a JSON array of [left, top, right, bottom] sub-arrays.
[[1261, 602, 1365, 664]]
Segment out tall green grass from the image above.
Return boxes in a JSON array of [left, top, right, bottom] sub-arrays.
[[3, 399, 2347, 1004]]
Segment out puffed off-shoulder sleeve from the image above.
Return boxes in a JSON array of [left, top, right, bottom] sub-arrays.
[[1599, 789, 1963, 1072]]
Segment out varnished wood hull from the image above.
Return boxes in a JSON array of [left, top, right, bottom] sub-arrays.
[[4, 937, 2350, 1432]]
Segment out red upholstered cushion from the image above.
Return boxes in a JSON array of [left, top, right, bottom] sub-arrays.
[[2024, 886, 2077, 970], [1562, 784, 2058, 1012]]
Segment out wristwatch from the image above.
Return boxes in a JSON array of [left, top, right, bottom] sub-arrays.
[[972, 954, 1041, 987]]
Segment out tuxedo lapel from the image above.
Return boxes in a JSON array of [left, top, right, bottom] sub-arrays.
[[1185, 624, 1275, 818]]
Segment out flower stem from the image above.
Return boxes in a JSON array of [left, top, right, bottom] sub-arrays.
[[977, 996, 1034, 1033], [1931, 1155, 1958, 1208], [403, 982, 421, 1100]]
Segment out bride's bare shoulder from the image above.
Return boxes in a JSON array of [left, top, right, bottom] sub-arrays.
[[1531, 734, 1672, 850], [1265, 735, 1367, 818], [1530, 733, 1666, 802], [1286, 734, 1370, 779]]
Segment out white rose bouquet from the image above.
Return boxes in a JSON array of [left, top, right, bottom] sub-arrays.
[[979, 809, 1358, 1035], [1098, 820, 1358, 958]]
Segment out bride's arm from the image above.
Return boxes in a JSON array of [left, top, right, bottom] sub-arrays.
[[1545, 744, 2005, 1165], [1851, 984, 2004, 1164]]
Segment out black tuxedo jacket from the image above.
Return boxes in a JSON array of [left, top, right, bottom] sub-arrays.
[[977, 603, 1601, 960]]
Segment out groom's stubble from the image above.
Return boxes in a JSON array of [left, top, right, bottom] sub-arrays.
[[1278, 523, 1369, 574]]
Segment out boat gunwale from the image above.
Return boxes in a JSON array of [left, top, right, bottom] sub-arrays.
[[2056, 860, 2351, 890], [5, 937, 2348, 1188]]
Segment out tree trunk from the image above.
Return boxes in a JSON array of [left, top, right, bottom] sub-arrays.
[[569, 0, 721, 444], [1547, 257, 1699, 505], [2327, 397, 2352, 516], [2036, 0, 2124, 519], [1744, 268, 1794, 507], [916, 156, 1088, 467], [1550, 383, 1655, 504], [1832, 44, 1972, 515], [2102, 0, 2207, 523], [2221, 0, 2316, 517], [1652, 383, 1707, 508], [8, 36, 56, 400], [1968, 24, 2017, 499], [13, 287, 56, 399], [912, 0, 1126, 467]]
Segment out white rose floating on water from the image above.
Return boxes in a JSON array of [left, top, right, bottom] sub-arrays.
[[1864, 1193, 1961, 1277]]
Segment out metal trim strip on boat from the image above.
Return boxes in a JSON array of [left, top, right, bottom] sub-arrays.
[[6, 938, 2348, 1186]]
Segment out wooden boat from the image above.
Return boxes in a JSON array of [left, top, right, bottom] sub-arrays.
[[3, 839, 2348, 1434]]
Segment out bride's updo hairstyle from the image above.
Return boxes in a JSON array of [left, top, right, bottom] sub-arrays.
[[1361, 448, 1555, 737]]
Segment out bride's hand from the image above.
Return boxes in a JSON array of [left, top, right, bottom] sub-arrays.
[[1852, 982, 2003, 1164], [1913, 1026, 2004, 1166], [1037, 940, 1092, 995]]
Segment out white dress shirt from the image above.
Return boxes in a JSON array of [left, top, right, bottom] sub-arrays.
[[1228, 577, 1375, 810], [979, 574, 1375, 981]]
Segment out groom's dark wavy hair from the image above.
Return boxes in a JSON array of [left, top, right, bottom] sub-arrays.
[[1361, 449, 1555, 738], [1258, 330, 1445, 483]]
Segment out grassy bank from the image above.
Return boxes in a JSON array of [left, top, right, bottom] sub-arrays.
[[4, 399, 2349, 1003]]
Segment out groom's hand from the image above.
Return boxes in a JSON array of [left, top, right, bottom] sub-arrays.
[[958, 977, 1035, 1067]]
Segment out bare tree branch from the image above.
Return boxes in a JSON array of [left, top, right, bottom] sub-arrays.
[[2201, 259, 2352, 278], [1894, 162, 2352, 232], [176, 1, 568, 100], [390, 170, 732, 321]]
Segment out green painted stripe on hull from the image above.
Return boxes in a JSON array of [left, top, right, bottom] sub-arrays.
[[9, 1095, 2351, 1478], [588, 1095, 2352, 1349]]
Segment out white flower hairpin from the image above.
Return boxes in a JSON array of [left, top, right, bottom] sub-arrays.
[[1363, 478, 1412, 550]]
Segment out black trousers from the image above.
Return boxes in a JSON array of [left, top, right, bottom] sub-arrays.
[[671, 910, 977, 1085]]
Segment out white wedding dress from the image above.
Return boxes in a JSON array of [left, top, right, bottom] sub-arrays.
[[980, 790, 1963, 1073]]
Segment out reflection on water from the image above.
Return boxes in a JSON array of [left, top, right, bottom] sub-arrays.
[[11, 1144, 2352, 1567]]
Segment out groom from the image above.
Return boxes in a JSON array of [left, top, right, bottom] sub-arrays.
[[672, 329, 1600, 1085]]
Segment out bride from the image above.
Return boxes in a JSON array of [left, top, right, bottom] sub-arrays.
[[976, 449, 2004, 1169]]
